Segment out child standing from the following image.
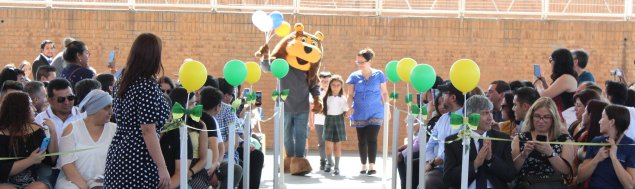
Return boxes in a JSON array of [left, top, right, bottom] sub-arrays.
[[322, 75, 349, 175]]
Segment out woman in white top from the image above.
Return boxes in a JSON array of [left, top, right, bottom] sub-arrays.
[[56, 90, 116, 189]]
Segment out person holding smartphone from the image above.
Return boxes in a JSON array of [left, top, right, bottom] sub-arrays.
[[578, 105, 635, 189], [0, 92, 58, 189], [534, 49, 578, 113], [511, 97, 576, 188]]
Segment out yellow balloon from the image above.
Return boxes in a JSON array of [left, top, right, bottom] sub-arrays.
[[397, 58, 417, 83], [275, 21, 291, 37], [449, 59, 481, 93], [178, 59, 208, 93], [245, 61, 262, 84]]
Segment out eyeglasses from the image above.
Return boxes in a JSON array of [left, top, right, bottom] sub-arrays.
[[56, 95, 76, 103], [533, 114, 553, 121]]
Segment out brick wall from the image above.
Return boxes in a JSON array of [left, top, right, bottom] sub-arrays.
[[1, 8, 635, 152]]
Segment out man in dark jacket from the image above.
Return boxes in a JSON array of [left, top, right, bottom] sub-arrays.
[[31, 40, 56, 80], [444, 95, 516, 189]]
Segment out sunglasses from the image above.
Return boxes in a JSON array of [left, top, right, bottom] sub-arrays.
[[56, 95, 76, 103]]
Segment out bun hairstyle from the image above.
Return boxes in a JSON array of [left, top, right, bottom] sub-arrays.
[[357, 48, 374, 62]]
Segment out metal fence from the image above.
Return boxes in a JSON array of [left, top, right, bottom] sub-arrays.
[[0, 0, 633, 20]]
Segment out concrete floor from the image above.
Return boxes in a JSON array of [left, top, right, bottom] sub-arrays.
[[258, 151, 397, 189]]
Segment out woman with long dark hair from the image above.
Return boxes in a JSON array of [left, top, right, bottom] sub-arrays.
[[499, 91, 518, 136], [0, 92, 58, 189], [569, 90, 601, 142], [534, 48, 578, 113], [104, 33, 171, 189]]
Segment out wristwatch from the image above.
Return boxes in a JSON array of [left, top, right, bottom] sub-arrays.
[[547, 151, 558, 158]]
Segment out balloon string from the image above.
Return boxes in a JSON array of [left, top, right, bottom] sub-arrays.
[[268, 33, 275, 42]]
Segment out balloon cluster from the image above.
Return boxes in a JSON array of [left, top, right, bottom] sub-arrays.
[[252, 11, 291, 40], [384, 58, 480, 94]]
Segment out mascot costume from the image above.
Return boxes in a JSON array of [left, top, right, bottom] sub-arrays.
[[256, 23, 324, 176]]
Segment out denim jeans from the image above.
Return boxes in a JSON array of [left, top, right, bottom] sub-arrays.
[[315, 124, 326, 161], [284, 112, 309, 157]]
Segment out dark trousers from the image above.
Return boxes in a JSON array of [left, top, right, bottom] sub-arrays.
[[237, 146, 264, 189], [397, 154, 420, 189], [356, 126, 380, 164]]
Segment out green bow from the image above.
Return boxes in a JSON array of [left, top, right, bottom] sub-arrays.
[[389, 91, 399, 100], [272, 89, 290, 101], [410, 104, 428, 119], [245, 91, 257, 105], [405, 93, 413, 105], [231, 99, 241, 112], [172, 102, 203, 122], [450, 113, 480, 130]]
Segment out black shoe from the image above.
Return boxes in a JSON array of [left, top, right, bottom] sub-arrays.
[[359, 170, 367, 174], [334, 169, 340, 175], [320, 160, 326, 171], [325, 166, 331, 173], [367, 170, 377, 175]]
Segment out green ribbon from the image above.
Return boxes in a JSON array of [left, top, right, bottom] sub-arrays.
[[246, 91, 257, 105], [405, 93, 413, 105], [410, 104, 428, 120], [389, 91, 399, 100], [272, 89, 290, 101], [450, 113, 480, 130], [161, 119, 183, 134], [172, 102, 203, 122]]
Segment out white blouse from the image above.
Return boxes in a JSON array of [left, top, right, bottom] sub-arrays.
[[326, 95, 349, 116], [55, 120, 117, 189]]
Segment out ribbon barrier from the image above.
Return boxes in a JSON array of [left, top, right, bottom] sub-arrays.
[[0, 147, 97, 160]]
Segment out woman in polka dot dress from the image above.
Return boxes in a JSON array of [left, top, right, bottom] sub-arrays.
[[104, 33, 171, 189]]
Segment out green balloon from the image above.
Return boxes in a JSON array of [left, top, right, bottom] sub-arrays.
[[270, 59, 289, 78], [223, 60, 247, 87], [410, 64, 437, 93], [385, 60, 400, 83]]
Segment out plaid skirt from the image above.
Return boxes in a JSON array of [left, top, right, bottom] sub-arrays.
[[323, 114, 347, 142]]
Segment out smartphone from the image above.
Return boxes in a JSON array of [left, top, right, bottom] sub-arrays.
[[533, 64, 541, 78], [255, 91, 262, 104], [107, 50, 116, 66], [39, 137, 50, 153], [536, 135, 547, 142]]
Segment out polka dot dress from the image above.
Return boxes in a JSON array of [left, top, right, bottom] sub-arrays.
[[104, 77, 169, 188]]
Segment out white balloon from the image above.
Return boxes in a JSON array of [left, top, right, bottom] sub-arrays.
[[252, 10, 268, 29], [257, 16, 274, 32]]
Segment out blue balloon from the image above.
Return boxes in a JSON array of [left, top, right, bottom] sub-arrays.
[[270, 11, 284, 29]]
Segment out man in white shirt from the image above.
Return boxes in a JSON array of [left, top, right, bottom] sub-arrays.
[[34, 78, 83, 186], [423, 81, 466, 189]]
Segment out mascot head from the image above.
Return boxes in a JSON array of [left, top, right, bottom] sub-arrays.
[[270, 23, 324, 71]]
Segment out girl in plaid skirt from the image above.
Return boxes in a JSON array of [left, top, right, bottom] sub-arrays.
[[322, 75, 349, 175]]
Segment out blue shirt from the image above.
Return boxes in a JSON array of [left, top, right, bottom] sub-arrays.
[[578, 70, 595, 84], [346, 69, 386, 128], [425, 108, 463, 162], [214, 102, 243, 162], [61, 64, 95, 87], [586, 136, 635, 189]]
